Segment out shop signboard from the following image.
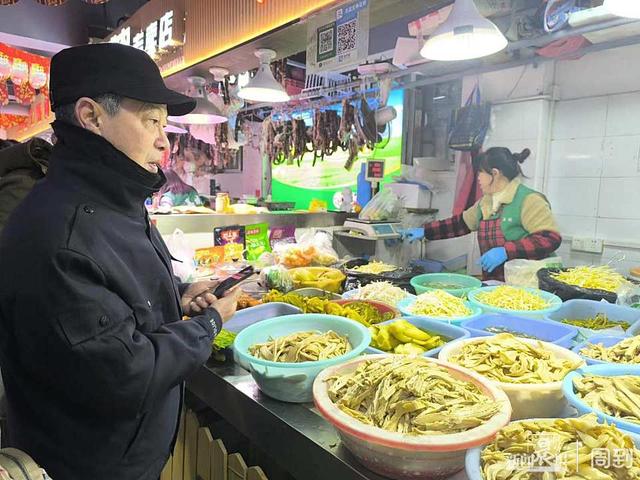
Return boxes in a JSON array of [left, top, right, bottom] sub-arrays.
[[105, 0, 185, 70], [306, 0, 370, 74]]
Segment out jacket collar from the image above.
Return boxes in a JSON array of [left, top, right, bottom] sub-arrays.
[[479, 178, 521, 218], [47, 121, 165, 217]]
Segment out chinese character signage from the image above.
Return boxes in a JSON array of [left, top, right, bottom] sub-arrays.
[[306, 0, 370, 74], [106, 0, 184, 69]]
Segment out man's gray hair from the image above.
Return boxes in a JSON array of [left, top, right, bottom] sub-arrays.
[[54, 93, 122, 126]]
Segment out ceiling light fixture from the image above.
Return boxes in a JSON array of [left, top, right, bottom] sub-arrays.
[[167, 76, 227, 125], [237, 49, 290, 103], [604, 0, 640, 19], [420, 0, 508, 61]]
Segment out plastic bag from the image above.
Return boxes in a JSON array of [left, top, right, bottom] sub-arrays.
[[165, 229, 197, 282], [260, 264, 294, 292], [273, 230, 339, 268], [504, 257, 562, 288], [359, 188, 402, 222]]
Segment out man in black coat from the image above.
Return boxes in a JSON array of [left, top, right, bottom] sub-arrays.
[[0, 43, 240, 480]]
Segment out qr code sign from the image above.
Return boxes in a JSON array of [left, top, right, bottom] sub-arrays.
[[317, 23, 336, 61], [337, 19, 357, 54], [319, 28, 334, 55]]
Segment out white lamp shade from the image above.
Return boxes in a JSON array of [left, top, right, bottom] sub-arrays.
[[421, 0, 508, 61], [604, 0, 640, 18], [167, 77, 228, 125], [238, 50, 290, 103]]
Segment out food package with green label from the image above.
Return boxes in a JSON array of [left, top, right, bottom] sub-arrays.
[[244, 223, 271, 261]]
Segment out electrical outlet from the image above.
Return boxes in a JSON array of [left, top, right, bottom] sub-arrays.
[[571, 237, 604, 254]]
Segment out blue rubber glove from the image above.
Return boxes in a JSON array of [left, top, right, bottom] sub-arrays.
[[479, 247, 508, 273], [400, 228, 425, 244]]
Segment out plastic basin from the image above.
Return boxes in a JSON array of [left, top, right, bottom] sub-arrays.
[[410, 273, 482, 298], [563, 364, 640, 435], [397, 297, 482, 326], [571, 334, 632, 365], [225, 302, 302, 333], [467, 286, 562, 319], [460, 314, 578, 348], [365, 317, 470, 357], [313, 354, 512, 480], [545, 299, 640, 341], [341, 288, 416, 307], [465, 419, 640, 480], [332, 299, 400, 321], [233, 314, 371, 403], [439, 337, 584, 420]]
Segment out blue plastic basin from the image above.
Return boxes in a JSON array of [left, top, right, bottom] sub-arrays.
[[410, 273, 482, 298], [563, 364, 640, 435], [233, 314, 371, 403], [397, 296, 482, 326], [467, 286, 562, 319], [572, 334, 631, 365], [545, 299, 640, 341], [465, 419, 640, 480], [365, 316, 470, 357], [460, 314, 578, 348]]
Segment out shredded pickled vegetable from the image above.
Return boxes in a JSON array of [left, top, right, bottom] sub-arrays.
[[351, 261, 397, 275], [409, 290, 472, 318], [580, 335, 640, 364], [551, 265, 631, 293], [475, 286, 550, 311], [351, 281, 409, 306]]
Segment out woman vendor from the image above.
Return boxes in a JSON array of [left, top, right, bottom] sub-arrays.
[[403, 147, 562, 281]]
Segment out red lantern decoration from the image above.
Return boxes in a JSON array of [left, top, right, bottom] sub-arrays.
[[10, 57, 28, 85], [14, 82, 35, 105], [29, 63, 47, 89], [0, 52, 10, 82], [34, 0, 67, 5], [0, 82, 8, 106]]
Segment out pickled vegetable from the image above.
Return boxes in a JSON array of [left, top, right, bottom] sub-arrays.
[[262, 291, 394, 326], [574, 375, 640, 425], [327, 356, 501, 434], [580, 335, 640, 364], [551, 265, 631, 293], [351, 261, 397, 274], [369, 319, 446, 353], [249, 330, 350, 363], [480, 414, 640, 479], [475, 286, 550, 311], [351, 281, 410, 306], [449, 334, 581, 384], [562, 313, 631, 331], [409, 290, 472, 318]]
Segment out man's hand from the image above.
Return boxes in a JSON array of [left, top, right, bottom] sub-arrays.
[[181, 280, 219, 317], [212, 288, 241, 323]]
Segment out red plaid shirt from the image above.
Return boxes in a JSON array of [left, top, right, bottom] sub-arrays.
[[424, 215, 562, 260]]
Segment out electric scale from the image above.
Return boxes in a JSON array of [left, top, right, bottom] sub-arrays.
[[337, 218, 402, 240]]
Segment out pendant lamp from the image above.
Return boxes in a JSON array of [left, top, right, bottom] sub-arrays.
[[604, 0, 640, 19], [167, 76, 227, 125], [237, 49, 290, 103], [421, 0, 508, 61]]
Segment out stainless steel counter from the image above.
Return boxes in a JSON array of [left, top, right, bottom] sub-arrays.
[[187, 359, 469, 480], [152, 211, 357, 235]]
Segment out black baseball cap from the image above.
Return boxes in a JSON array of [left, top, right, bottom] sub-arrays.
[[50, 43, 196, 116]]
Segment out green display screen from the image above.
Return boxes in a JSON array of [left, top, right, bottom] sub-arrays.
[[271, 90, 403, 209]]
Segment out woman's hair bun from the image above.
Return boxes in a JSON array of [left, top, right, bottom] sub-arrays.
[[513, 148, 531, 164]]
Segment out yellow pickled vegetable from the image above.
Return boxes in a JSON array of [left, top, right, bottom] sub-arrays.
[[573, 375, 640, 425], [551, 265, 631, 293], [249, 330, 350, 362], [369, 320, 446, 353], [351, 261, 397, 275], [475, 286, 550, 311], [410, 290, 472, 318], [449, 334, 582, 384], [351, 281, 409, 306], [580, 335, 640, 364]]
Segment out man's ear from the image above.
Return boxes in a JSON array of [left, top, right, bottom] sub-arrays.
[[74, 97, 103, 135]]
